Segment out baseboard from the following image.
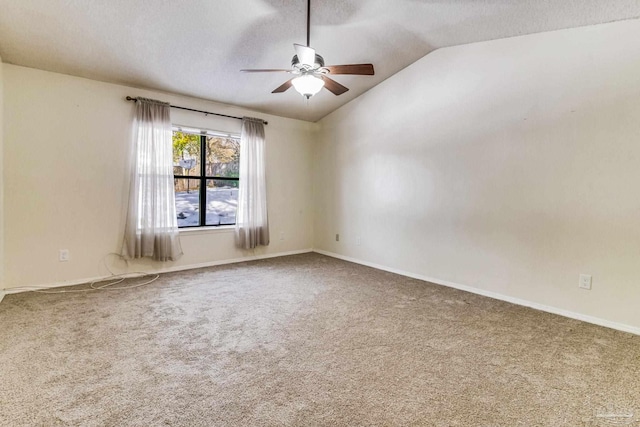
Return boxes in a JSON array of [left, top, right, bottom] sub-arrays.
[[313, 249, 640, 336], [1, 248, 314, 296]]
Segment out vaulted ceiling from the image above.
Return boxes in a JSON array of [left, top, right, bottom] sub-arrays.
[[1, 0, 639, 122]]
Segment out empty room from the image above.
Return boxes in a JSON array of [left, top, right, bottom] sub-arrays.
[[1, 1, 640, 425]]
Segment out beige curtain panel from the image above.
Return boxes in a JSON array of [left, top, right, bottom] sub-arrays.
[[235, 117, 270, 249], [122, 97, 183, 261]]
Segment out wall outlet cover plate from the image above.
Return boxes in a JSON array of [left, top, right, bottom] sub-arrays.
[[579, 274, 592, 290]]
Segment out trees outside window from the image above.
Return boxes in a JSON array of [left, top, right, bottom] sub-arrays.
[[172, 128, 240, 227]]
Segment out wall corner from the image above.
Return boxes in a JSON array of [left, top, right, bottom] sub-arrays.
[[0, 54, 5, 293]]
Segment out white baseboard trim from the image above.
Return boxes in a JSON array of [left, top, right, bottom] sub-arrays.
[[313, 249, 640, 336], [1, 248, 314, 296]]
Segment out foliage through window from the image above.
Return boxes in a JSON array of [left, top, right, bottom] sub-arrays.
[[173, 126, 240, 227]]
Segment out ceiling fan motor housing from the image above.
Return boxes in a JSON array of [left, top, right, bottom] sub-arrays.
[[292, 53, 325, 70]]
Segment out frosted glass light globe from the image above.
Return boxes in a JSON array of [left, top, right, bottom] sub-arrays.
[[292, 74, 325, 98]]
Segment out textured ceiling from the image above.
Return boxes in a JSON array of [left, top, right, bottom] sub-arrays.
[[1, 0, 640, 122]]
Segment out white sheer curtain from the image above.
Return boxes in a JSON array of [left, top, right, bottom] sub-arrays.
[[235, 117, 269, 249], [122, 97, 183, 261]]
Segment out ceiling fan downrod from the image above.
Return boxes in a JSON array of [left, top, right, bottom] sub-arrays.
[[306, 0, 311, 47]]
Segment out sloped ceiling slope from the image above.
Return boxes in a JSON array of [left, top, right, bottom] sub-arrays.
[[1, 0, 639, 122]]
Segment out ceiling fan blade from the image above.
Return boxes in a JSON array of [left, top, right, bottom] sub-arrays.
[[240, 69, 291, 73], [320, 75, 349, 96], [272, 79, 294, 93], [294, 43, 316, 67], [324, 64, 375, 75]]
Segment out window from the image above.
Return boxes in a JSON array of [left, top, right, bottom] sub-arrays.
[[172, 126, 240, 228]]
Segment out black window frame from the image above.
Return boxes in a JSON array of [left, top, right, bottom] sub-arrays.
[[173, 129, 240, 228]]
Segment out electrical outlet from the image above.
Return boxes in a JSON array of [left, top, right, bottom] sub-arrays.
[[335, 234, 340, 242], [279, 232, 284, 241], [59, 249, 70, 262], [356, 236, 361, 246], [579, 274, 592, 290]]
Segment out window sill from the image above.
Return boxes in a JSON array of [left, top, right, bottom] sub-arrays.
[[179, 225, 235, 235]]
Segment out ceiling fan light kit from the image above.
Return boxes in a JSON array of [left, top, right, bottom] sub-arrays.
[[240, 0, 374, 100], [291, 74, 325, 98]]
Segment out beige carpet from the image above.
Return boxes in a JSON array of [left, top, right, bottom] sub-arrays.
[[1, 253, 639, 426]]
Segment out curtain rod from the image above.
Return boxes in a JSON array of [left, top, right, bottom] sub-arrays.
[[125, 96, 268, 125]]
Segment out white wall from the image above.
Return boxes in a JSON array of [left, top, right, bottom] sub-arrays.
[[314, 20, 640, 331], [2, 65, 315, 289]]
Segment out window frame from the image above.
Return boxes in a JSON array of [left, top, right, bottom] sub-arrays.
[[172, 126, 240, 229]]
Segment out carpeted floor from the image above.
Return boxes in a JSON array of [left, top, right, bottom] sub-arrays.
[[1, 253, 639, 426]]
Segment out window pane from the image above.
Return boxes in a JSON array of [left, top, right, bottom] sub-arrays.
[[173, 131, 201, 176], [205, 136, 239, 178], [175, 178, 201, 227], [206, 179, 238, 226]]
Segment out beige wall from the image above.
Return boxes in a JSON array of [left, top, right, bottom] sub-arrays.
[[314, 20, 640, 331], [2, 65, 315, 289]]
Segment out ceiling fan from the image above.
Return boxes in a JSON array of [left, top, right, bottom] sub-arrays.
[[240, 0, 375, 99]]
